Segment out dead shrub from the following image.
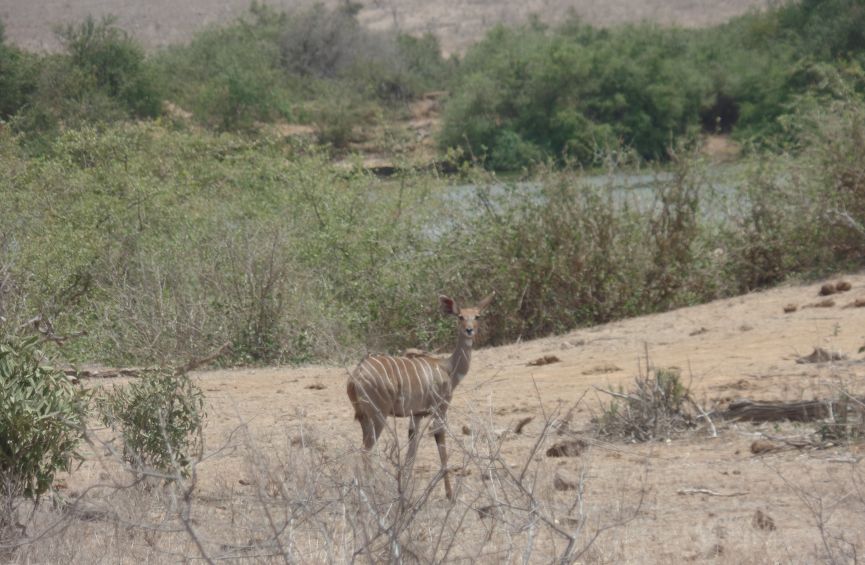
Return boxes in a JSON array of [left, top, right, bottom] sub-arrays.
[[592, 367, 696, 442]]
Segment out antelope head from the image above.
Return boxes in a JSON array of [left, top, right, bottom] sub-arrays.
[[439, 292, 495, 342]]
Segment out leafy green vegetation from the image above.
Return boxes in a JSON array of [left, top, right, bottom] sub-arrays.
[[1, 93, 864, 366], [442, 0, 865, 168], [151, 3, 453, 135], [0, 338, 88, 542], [97, 370, 205, 478], [0, 1, 864, 369]]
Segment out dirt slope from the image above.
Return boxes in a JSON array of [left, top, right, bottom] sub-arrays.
[[168, 272, 865, 561], [3, 0, 770, 54], [58, 272, 864, 562], [198, 271, 865, 440]]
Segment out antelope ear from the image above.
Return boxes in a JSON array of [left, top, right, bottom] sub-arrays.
[[477, 291, 495, 312], [439, 295, 460, 316]]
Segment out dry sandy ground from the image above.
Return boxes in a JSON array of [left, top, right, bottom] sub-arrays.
[[33, 270, 862, 563], [2, 0, 769, 54]]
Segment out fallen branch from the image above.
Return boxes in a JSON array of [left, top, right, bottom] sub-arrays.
[[175, 341, 232, 375], [19, 313, 88, 346], [688, 396, 717, 438], [592, 386, 638, 403], [66, 341, 233, 380], [676, 488, 748, 497], [63, 367, 162, 380]]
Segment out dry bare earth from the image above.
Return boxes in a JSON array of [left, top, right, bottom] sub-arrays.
[[3, 0, 770, 54], [25, 272, 865, 563]]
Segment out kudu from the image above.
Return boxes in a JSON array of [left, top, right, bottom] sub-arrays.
[[346, 293, 494, 499]]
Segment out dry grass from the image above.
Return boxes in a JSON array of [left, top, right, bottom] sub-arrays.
[[9, 403, 647, 563], [8, 385, 865, 562]]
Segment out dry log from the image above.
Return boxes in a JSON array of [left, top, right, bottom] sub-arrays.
[[723, 399, 831, 422], [65, 341, 232, 380], [63, 367, 161, 380], [720, 398, 865, 423]]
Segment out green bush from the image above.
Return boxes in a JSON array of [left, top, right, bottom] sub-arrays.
[[57, 16, 162, 119], [2, 102, 865, 368], [0, 337, 87, 540], [152, 4, 451, 130], [0, 23, 39, 121], [97, 370, 205, 478], [153, 6, 291, 129], [7, 16, 161, 142], [440, 0, 865, 169], [440, 22, 709, 168]]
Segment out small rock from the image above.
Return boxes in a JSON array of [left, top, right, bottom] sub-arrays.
[[750, 439, 780, 454], [835, 280, 852, 292], [477, 504, 500, 519], [461, 424, 472, 435], [528, 355, 561, 366], [305, 383, 326, 390], [753, 509, 776, 531], [819, 283, 837, 296], [796, 347, 846, 364], [553, 469, 582, 491], [546, 439, 588, 458], [783, 303, 798, 314]]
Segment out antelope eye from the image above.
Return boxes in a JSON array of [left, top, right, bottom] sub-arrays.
[[458, 315, 465, 321]]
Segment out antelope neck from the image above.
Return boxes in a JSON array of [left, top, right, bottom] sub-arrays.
[[444, 334, 473, 387]]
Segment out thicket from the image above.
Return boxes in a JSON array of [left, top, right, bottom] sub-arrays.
[[441, 0, 865, 169], [1, 1, 864, 366], [3, 1, 864, 164], [1, 5, 451, 145], [1, 88, 864, 366], [0, 338, 87, 545], [1, 16, 160, 148], [152, 3, 452, 136]]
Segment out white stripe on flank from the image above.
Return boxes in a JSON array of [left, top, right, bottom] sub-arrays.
[[392, 357, 407, 412], [358, 362, 387, 405], [368, 357, 390, 390], [399, 357, 413, 410], [418, 358, 434, 403]]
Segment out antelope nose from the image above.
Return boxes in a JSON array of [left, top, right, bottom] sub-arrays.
[[465, 328, 474, 336]]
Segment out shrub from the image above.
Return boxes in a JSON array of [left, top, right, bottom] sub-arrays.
[[153, 6, 290, 129], [0, 24, 39, 121], [592, 367, 694, 442], [440, 1, 865, 169], [56, 16, 162, 119], [8, 16, 161, 141], [97, 370, 205, 479], [279, 3, 366, 79], [0, 337, 87, 541], [440, 22, 709, 168], [310, 87, 369, 147]]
